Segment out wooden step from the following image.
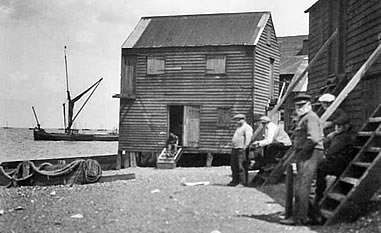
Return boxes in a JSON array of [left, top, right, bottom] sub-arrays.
[[355, 146, 381, 153], [352, 161, 371, 168], [340, 177, 359, 185], [327, 192, 346, 202], [368, 117, 381, 123], [357, 131, 373, 137], [367, 147, 381, 153], [157, 161, 176, 169], [320, 209, 334, 218]]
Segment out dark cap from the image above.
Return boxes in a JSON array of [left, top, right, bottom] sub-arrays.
[[233, 113, 246, 120], [334, 116, 351, 125], [293, 93, 311, 104]]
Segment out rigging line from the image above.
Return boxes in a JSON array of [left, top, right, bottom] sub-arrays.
[[72, 78, 103, 103], [72, 78, 102, 124]]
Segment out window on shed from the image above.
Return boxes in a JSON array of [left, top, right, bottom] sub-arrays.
[[147, 56, 165, 75], [217, 107, 231, 128], [121, 55, 136, 98], [206, 55, 226, 74]]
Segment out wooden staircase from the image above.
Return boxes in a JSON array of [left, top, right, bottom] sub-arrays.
[[319, 104, 381, 225], [156, 147, 183, 169], [258, 42, 381, 187]]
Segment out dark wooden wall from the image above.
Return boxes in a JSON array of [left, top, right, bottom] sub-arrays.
[[343, 0, 381, 130], [307, 0, 381, 131]]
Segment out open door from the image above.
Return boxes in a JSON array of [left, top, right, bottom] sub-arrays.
[[183, 106, 200, 147]]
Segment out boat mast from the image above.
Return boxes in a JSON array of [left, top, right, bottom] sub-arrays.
[[31, 106, 41, 129], [64, 46, 74, 133], [62, 46, 103, 133]]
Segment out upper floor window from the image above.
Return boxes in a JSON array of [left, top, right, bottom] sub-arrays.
[[206, 55, 226, 74], [147, 56, 165, 75]]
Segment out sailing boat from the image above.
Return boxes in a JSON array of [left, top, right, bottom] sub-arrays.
[[32, 46, 118, 141]]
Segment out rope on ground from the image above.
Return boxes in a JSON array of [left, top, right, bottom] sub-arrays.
[[82, 159, 102, 183], [0, 159, 102, 187]]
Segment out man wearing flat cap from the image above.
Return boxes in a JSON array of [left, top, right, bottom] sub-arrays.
[[281, 93, 324, 225], [229, 113, 253, 186]]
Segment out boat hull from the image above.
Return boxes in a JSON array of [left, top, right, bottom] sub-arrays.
[[33, 129, 118, 142]]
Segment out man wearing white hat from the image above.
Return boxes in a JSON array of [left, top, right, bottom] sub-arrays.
[[229, 113, 253, 186], [318, 93, 348, 138], [251, 115, 292, 169]]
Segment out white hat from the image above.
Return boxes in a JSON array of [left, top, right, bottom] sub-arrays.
[[318, 93, 335, 102], [260, 116, 271, 123], [233, 114, 246, 120]]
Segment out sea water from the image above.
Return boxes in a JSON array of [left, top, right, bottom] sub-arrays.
[[0, 128, 118, 162]]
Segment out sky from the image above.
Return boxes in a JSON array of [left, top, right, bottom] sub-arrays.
[[0, 0, 317, 129]]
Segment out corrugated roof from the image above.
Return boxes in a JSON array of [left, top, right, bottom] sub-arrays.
[[122, 12, 270, 48]]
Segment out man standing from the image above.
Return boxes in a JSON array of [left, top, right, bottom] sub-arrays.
[[229, 113, 253, 186], [281, 93, 323, 225], [251, 116, 292, 168]]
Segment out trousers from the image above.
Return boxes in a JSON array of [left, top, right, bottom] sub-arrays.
[[230, 148, 248, 185], [294, 148, 323, 223]]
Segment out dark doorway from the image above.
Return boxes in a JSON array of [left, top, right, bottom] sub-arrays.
[[169, 105, 183, 145]]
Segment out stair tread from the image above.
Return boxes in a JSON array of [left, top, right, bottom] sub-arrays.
[[354, 146, 381, 153], [327, 192, 346, 201], [368, 117, 381, 123], [367, 147, 381, 152], [358, 131, 373, 136], [340, 177, 359, 185], [320, 209, 334, 218], [352, 161, 372, 167]]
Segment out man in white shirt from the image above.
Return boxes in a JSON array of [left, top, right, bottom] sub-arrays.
[[251, 116, 292, 169], [228, 113, 253, 186]]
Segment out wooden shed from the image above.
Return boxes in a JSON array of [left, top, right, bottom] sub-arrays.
[[305, 0, 381, 131], [114, 12, 280, 166]]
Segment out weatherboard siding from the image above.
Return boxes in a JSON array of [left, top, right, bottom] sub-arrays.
[[253, 15, 280, 116], [119, 46, 257, 153]]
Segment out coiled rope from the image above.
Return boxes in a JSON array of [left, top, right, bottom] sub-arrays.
[[1, 159, 102, 187]]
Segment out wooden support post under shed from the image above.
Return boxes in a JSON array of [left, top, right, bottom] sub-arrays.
[[129, 152, 137, 167], [206, 153, 213, 167], [122, 153, 130, 169], [116, 153, 122, 170], [22, 161, 30, 178]]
